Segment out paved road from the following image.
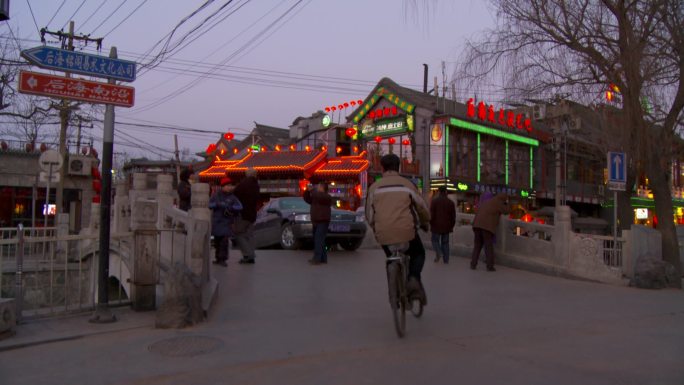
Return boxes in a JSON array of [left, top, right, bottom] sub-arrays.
[[1, 247, 683, 385]]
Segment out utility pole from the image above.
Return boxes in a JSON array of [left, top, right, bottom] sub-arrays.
[[43, 22, 103, 215], [55, 21, 74, 217], [174, 134, 181, 183]]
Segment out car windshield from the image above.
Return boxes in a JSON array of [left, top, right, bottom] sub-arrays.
[[278, 197, 310, 211]]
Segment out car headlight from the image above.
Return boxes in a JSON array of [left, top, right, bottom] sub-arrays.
[[294, 214, 311, 222], [355, 213, 365, 222]]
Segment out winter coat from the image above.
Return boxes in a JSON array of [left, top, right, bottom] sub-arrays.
[[177, 180, 191, 211], [472, 193, 509, 234], [366, 170, 430, 245], [209, 190, 243, 237], [233, 176, 260, 223], [430, 194, 456, 234], [303, 189, 332, 224]]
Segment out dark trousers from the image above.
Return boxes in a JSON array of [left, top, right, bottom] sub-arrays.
[[214, 235, 230, 262], [313, 222, 329, 263], [382, 233, 425, 281], [471, 228, 495, 268], [431, 232, 450, 263]]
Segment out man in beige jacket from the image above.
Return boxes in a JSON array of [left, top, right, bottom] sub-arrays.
[[366, 154, 430, 304]]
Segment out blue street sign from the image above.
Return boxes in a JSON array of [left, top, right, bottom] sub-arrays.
[[21, 46, 136, 82], [608, 152, 626, 183]]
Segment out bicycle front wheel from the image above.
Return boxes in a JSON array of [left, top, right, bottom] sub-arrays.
[[387, 262, 406, 338]]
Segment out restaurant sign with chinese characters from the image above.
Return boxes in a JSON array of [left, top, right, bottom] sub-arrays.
[[359, 116, 413, 138], [466, 98, 533, 133], [18, 70, 135, 108]]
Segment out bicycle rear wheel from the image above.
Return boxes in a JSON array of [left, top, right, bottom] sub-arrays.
[[387, 262, 406, 338]]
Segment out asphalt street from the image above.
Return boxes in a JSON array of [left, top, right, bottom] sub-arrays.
[[1, 247, 683, 385]]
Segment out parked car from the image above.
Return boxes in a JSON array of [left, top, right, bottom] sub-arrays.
[[252, 196, 367, 251]]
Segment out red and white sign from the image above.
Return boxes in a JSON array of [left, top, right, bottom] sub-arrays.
[[18, 70, 135, 108], [466, 98, 532, 133]]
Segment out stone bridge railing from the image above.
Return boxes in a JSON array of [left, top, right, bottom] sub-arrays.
[[449, 206, 659, 285]]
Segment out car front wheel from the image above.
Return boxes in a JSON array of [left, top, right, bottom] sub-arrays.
[[280, 223, 301, 250], [338, 238, 363, 251]]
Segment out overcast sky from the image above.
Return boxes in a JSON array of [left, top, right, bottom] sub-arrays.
[[6, 0, 496, 160]]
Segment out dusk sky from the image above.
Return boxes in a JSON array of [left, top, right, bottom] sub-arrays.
[[6, 0, 496, 160]]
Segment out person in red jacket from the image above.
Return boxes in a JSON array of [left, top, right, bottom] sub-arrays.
[[303, 183, 332, 265], [430, 186, 456, 263]]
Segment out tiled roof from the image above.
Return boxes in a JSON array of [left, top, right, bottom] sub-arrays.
[[199, 151, 328, 180], [314, 152, 369, 178]]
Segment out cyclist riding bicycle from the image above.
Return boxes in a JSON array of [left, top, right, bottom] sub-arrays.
[[366, 153, 430, 305]]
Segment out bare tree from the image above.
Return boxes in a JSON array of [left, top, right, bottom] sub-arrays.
[[455, 0, 683, 283]]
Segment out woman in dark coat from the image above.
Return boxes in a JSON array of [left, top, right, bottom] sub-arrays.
[[208, 177, 243, 266], [471, 193, 509, 271], [303, 183, 332, 265]]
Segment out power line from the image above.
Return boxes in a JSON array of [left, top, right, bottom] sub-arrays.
[[46, 0, 67, 29], [61, 0, 88, 31], [25, 0, 42, 37], [89, 0, 129, 35], [78, 0, 107, 31], [102, 0, 150, 38], [133, 0, 308, 114]]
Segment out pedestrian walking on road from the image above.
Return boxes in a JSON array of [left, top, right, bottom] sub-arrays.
[[430, 186, 456, 263], [233, 168, 260, 264], [470, 193, 509, 271], [303, 183, 332, 265], [209, 177, 243, 266], [177, 167, 192, 211]]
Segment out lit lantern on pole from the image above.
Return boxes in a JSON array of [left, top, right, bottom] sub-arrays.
[[321, 145, 327, 151], [374, 136, 382, 143], [305, 145, 311, 151], [388, 137, 396, 144], [275, 144, 281, 151], [223, 132, 234, 141], [336, 146, 342, 154], [233, 148, 238, 154], [353, 146, 359, 153], [289, 144, 296, 151], [402, 138, 411, 146], [345, 127, 357, 138]]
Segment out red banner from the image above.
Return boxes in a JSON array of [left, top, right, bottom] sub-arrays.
[[18, 70, 135, 108]]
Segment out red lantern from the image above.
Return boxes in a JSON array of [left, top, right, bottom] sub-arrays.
[[391, 106, 397, 115], [357, 99, 363, 105], [325, 107, 331, 112], [350, 101, 357, 106], [275, 144, 282, 151], [353, 146, 359, 153], [289, 144, 296, 151], [261, 146, 267, 152], [343, 102, 349, 108], [338, 104, 344, 110], [321, 145, 327, 151], [336, 146, 342, 154], [376, 109, 383, 118], [345, 127, 357, 138], [402, 139, 410, 146], [305, 145, 311, 151], [374, 136, 382, 143], [369, 111, 376, 119], [331, 106, 337, 111], [233, 148, 238, 154], [384, 107, 390, 116], [223, 132, 234, 141], [388, 137, 396, 144], [206, 143, 217, 154]]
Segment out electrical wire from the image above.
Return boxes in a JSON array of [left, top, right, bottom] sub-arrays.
[[102, 0, 150, 38], [132, 0, 308, 114], [46, 0, 67, 29], [61, 0, 88, 31], [89, 0, 129, 35], [25, 0, 42, 37], [77, 0, 107, 31]]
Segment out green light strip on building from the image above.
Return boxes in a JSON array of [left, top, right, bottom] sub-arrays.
[[477, 133, 481, 182], [445, 125, 449, 176], [505, 140, 509, 185], [450, 118, 539, 147], [529, 147, 534, 189]]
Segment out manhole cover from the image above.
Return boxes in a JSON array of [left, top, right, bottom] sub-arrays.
[[148, 336, 223, 357]]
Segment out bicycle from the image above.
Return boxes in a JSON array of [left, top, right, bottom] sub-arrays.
[[386, 242, 424, 338]]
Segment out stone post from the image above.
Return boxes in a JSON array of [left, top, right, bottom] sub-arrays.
[[130, 198, 158, 311], [56, 213, 69, 261], [156, 174, 174, 228], [553, 206, 572, 268], [189, 183, 211, 282], [112, 179, 130, 234]]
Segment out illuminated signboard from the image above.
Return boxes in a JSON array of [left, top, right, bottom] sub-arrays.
[[466, 98, 532, 133], [636, 208, 648, 219], [361, 117, 408, 137]]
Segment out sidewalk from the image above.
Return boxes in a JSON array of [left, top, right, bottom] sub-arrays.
[[0, 306, 155, 352]]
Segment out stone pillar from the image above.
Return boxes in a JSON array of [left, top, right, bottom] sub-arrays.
[[188, 183, 211, 282], [113, 179, 130, 234], [553, 206, 572, 267], [56, 213, 69, 261], [156, 174, 174, 228], [88, 202, 100, 236], [130, 199, 158, 311]]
